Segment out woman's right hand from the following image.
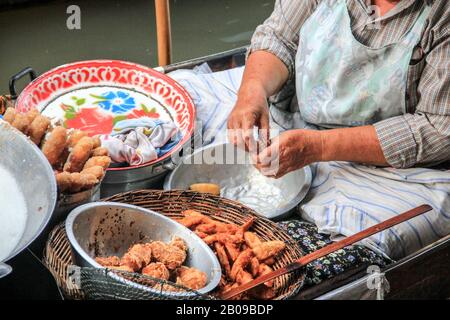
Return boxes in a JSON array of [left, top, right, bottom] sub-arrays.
[[227, 82, 270, 152]]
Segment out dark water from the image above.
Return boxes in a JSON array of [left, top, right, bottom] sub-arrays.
[[0, 0, 274, 93]]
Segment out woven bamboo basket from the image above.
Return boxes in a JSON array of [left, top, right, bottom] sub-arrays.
[[43, 189, 305, 300]]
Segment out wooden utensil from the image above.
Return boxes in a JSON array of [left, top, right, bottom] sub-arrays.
[[222, 204, 433, 300]]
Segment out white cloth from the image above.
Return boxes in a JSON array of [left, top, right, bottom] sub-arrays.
[[100, 118, 178, 166], [168, 66, 450, 260]]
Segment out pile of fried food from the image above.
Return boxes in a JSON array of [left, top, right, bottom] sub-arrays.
[[177, 210, 286, 300], [95, 236, 208, 291], [3, 108, 111, 194]]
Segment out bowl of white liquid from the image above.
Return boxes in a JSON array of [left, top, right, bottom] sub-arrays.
[[0, 120, 57, 277], [164, 143, 312, 220]]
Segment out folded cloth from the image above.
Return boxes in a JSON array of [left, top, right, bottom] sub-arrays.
[[100, 118, 179, 166]]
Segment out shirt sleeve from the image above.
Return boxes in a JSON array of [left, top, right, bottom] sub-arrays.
[[374, 29, 450, 169], [248, 0, 320, 80]]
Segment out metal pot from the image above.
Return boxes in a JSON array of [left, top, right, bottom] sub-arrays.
[[65, 202, 222, 296], [0, 121, 57, 277]]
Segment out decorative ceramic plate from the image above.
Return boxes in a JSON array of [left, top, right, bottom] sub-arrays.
[[16, 60, 195, 169]]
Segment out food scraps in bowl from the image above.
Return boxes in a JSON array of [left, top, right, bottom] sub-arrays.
[[3, 108, 111, 195], [95, 236, 207, 291], [175, 210, 286, 300]]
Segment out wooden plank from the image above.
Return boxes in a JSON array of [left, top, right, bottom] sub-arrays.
[[155, 0, 172, 66]]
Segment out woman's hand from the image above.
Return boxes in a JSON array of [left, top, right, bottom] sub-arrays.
[[227, 81, 270, 152], [254, 129, 323, 178]]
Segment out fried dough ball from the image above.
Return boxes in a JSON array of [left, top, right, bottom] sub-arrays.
[[64, 136, 94, 173], [28, 114, 50, 145], [142, 262, 170, 281], [83, 156, 111, 170], [150, 241, 186, 270], [42, 126, 67, 166], [176, 266, 207, 291], [252, 241, 286, 261], [121, 243, 153, 272], [81, 165, 105, 180], [3, 108, 16, 124], [95, 256, 121, 267], [170, 236, 188, 252], [91, 147, 109, 157]]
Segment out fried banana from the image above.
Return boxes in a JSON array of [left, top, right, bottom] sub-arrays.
[[83, 156, 111, 170], [252, 241, 286, 261], [64, 136, 94, 173], [176, 266, 207, 291], [42, 126, 67, 166]]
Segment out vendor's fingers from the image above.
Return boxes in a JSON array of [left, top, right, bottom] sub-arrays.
[[3, 107, 16, 124], [64, 137, 95, 173], [241, 117, 257, 152], [257, 114, 271, 151], [29, 115, 50, 145], [227, 118, 241, 145], [42, 126, 67, 166], [253, 143, 281, 177]]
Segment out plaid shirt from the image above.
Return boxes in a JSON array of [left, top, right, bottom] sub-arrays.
[[249, 0, 450, 169]]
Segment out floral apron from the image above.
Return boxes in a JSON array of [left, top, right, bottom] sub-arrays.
[[295, 0, 430, 127]]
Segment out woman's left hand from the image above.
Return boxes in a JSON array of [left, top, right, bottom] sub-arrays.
[[253, 129, 323, 178]]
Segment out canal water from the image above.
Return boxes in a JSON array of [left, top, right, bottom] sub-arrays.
[[0, 0, 274, 94]]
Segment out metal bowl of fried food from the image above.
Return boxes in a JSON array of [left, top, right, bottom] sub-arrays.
[[65, 202, 222, 295]]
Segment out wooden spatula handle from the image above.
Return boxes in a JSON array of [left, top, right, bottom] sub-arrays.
[[222, 204, 433, 300]]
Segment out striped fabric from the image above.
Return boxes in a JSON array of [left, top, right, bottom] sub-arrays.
[[169, 65, 245, 145], [249, 0, 450, 169], [168, 66, 450, 260], [301, 162, 450, 260]]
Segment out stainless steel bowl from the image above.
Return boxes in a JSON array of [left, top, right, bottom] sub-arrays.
[[164, 143, 312, 220], [65, 202, 222, 295], [0, 121, 57, 275]]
